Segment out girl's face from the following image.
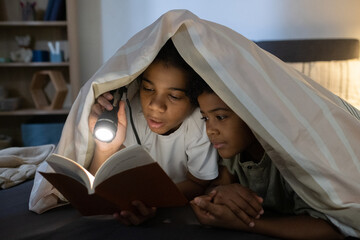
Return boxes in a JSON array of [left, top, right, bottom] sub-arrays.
[[140, 62, 194, 135], [198, 92, 256, 159]]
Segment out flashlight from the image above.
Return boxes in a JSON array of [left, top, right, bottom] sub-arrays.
[[93, 87, 126, 142]]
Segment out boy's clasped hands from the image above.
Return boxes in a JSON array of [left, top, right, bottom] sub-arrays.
[[191, 183, 264, 229]]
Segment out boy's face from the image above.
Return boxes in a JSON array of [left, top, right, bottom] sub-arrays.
[[140, 62, 194, 135], [198, 92, 255, 159]]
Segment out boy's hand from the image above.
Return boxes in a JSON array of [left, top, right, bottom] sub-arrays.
[[190, 196, 249, 230], [113, 200, 157, 225], [209, 184, 264, 227], [89, 92, 127, 152], [95, 92, 116, 111]]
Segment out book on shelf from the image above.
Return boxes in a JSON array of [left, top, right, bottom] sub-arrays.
[[44, 0, 66, 21], [40, 145, 188, 216], [43, 0, 54, 20]]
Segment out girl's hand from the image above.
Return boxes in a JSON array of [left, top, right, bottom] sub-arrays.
[[113, 200, 157, 225], [210, 184, 264, 227]]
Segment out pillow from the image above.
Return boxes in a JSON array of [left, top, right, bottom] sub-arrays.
[[288, 59, 360, 110]]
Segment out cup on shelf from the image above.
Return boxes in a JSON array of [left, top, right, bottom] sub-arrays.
[[48, 41, 64, 63], [50, 51, 64, 63]]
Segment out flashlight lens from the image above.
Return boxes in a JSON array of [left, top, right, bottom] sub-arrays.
[[93, 103, 119, 142], [94, 127, 115, 142]]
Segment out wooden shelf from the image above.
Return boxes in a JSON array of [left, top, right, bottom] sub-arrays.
[[0, 0, 79, 146], [0, 21, 67, 27], [0, 62, 69, 67], [0, 108, 69, 116]]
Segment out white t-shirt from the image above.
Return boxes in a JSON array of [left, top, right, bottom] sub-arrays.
[[123, 94, 218, 183]]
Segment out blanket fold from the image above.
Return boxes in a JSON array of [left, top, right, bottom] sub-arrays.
[[0, 144, 55, 189]]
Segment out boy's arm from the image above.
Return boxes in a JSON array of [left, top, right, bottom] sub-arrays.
[[191, 198, 344, 240], [176, 172, 210, 200], [89, 144, 125, 175], [207, 165, 237, 190], [88, 97, 127, 175]]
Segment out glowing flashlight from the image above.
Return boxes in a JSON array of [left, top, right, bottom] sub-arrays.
[[93, 87, 125, 142]]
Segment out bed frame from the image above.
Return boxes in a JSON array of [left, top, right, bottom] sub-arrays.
[[255, 38, 359, 62], [1, 38, 359, 240]]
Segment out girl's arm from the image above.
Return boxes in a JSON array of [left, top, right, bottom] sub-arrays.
[[191, 198, 344, 240]]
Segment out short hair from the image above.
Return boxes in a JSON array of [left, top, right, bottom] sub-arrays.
[[147, 39, 203, 106], [191, 77, 214, 106]]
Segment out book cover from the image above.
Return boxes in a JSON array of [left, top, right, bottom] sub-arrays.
[[40, 145, 188, 216], [43, 0, 55, 21], [49, 0, 66, 21]]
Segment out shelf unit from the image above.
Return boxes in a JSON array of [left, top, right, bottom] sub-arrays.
[[0, 20, 67, 26], [0, 0, 79, 146]]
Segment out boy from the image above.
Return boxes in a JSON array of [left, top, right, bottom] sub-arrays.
[[88, 40, 218, 225], [190, 81, 344, 239]]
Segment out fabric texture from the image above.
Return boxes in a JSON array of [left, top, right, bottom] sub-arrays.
[[29, 10, 360, 237], [288, 59, 360, 110], [123, 93, 218, 183], [0, 144, 55, 189]]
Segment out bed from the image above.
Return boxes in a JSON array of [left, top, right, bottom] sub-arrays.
[[1, 38, 359, 240], [256, 39, 360, 110]]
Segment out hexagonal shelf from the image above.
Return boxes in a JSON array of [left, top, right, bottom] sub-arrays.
[[30, 70, 68, 110]]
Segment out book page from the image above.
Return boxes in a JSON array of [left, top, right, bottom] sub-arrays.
[[93, 145, 154, 188], [46, 154, 94, 190]]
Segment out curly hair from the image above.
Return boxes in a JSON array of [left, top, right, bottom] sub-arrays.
[[189, 74, 214, 107], [145, 39, 204, 106]]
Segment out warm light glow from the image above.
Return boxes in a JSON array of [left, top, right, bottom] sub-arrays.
[[94, 127, 115, 142]]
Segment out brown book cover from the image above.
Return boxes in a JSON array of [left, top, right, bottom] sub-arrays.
[[40, 145, 188, 216]]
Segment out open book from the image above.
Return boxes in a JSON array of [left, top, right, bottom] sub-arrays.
[[40, 145, 188, 216]]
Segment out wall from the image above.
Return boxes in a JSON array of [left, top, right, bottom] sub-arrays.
[[77, 0, 360, 86]]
